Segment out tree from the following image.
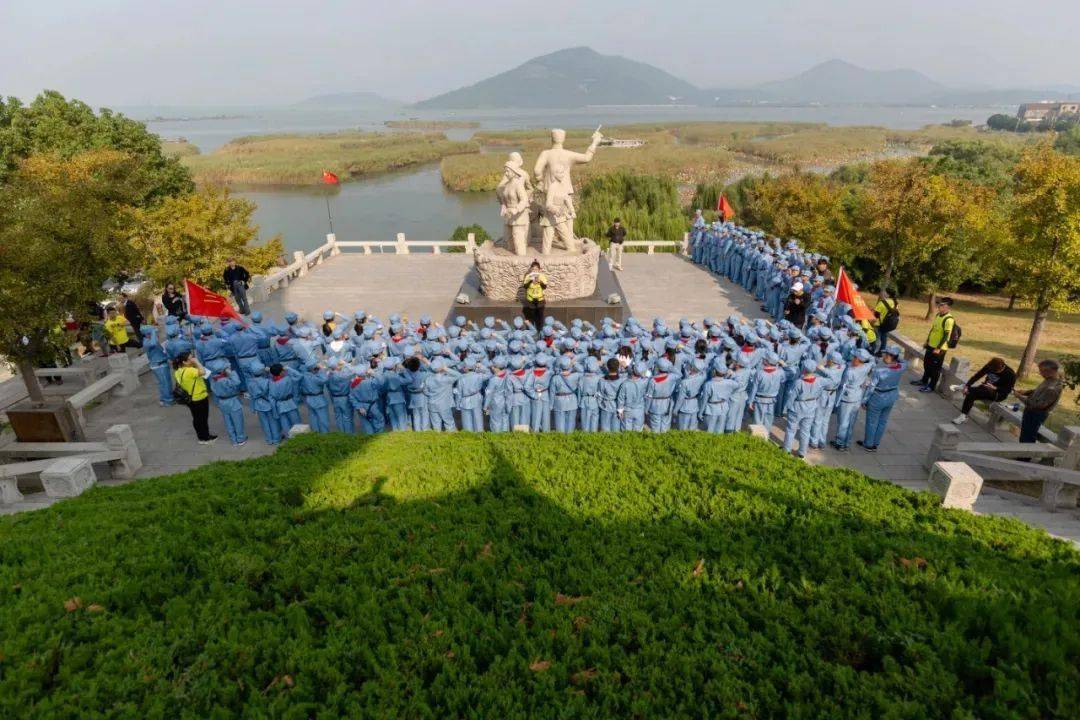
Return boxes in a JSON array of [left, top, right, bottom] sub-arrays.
[[0, 151, 148, 402], [1007, 145, 1080, 379], [130, 186, 283, 292], [1055, 125, 1080, 156], [449, 224, 492, 244], [924, 140, 1019, 190], [848, 159, 994, 304], [735, 170, 854, 265], [986, 114, 1020, 132], [0, 91, 192, 202]]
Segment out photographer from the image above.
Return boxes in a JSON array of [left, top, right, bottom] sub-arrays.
[[521, 260, 548, 328]]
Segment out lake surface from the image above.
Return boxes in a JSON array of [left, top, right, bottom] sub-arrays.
[[136, 104, 1009, 254]]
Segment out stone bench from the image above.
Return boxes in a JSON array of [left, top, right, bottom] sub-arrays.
[[988, 402, 1058, 445]]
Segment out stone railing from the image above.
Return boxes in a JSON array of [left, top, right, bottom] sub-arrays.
[[622, 233, 690, 255]]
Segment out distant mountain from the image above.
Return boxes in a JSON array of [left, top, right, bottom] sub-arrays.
[[748, 59, 947, 105], [414, 47, 700, 109], [297, 91, 402, 108]]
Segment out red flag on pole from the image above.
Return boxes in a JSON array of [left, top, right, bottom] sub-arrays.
[[185, 279, 244, 322], [716, 194, 734, 221], [834, 267, 875, 321], [321, 170, 340, 184]]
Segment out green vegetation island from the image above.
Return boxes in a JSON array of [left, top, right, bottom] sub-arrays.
[[384, 119, 480, 130], [1, 432, 1078, 717]]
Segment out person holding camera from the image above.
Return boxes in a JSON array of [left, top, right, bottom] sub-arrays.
[[522, 260, 548, 328], [606, 218, 627, 271]]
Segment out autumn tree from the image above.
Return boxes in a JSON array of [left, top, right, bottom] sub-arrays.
[[130, 186, 283, 292], [0, 151, 148, 401], [1007, 145, 1080, 379]]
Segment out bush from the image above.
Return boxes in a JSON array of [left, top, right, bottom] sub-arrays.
[[0, 432, 1077, 717], [576, 172, 687, 245], [447, 224, 493, 252]]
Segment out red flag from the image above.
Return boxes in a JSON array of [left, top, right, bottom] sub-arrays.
[[834, 267, 875, 322], [716, 194, 734, 221], [321, 170, 340, 184], [185, 279, 244, 322]]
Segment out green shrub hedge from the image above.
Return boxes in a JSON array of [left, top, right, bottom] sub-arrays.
[[1, 433, 1077, 718]]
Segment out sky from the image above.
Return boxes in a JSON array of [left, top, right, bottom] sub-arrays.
[[1, 0, 1077, 107]]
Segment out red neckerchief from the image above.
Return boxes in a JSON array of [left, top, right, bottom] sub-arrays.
[[271, 374, 285, 382], [544, 337, 554, 347], [534, 368, 547, 377], [497, 371, 507, 378], [889, 363, 901, 370], [350, 376, 363, 388], [652, 374, 669, 383], [392, 335, 403, 343], [275, 337, 289, 346], [213, 372, 228, 381], [741, 344, 754, 353], [803, 376, 817, 384], [709, 337, 721, 344], [629, 338, 638, 345], [512, 369, 526, 377], [763, 366, 777, 373]]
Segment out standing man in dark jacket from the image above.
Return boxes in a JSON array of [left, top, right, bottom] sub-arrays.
[[161, 283, 187, 319], [605, 218, 627, 271], [121, 292, 144, 348], [223, 258, 252, 315], [952, 357, 1015, 424]]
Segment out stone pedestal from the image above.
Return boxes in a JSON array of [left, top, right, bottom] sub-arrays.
[[473, 240, 600, 302], [41, 457, 96, 498]]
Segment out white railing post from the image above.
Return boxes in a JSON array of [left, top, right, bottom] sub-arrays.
[[925, 423, 961, 469], [396, 232, 409, 255], [327, 233, 340, 256], [294, 250, 307, 277], [681, 232, 689, 256], [647, 245, 655, 255], [466, 232, 477, 253]]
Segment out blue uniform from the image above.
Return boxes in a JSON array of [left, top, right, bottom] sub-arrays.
[[550, 371, 580, 433], [403, 368, 429, 431], [381, 371, 408, 431], [247, 374, 280, 445], [645, 372, 678, 432], [617, 376, 648, 431], [209, 370, 247, 445], [863, 360, 908, 449], [597, 375, 623, 432], [326, 369, 355, 433], [725, 366, 754, 433], [455, 370, 487, 432], [577, 370, 601, 432], [484, 370, 514, 432], [700, 376, 738, 433], [784, 374, 826, 456], [747, 366, 784, 429], [143, 329, 174, 406], [268, 371, 302, 436], [810, 364, 845, 448], [424, 368, 460, 432], [524, 368, 553, 432], [299, 369, 330, 433], [674, 373, 706, 430], [349, 375, 386, 434], [832, 362, 872, 449]]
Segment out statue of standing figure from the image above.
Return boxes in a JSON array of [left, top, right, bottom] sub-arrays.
[[495, 152, 532, 256], [533, 127, 603, 253]]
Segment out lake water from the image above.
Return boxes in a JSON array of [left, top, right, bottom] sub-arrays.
[[137, 104, 1009, 253]]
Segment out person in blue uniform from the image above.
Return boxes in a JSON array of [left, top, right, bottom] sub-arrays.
[[507, 356, 530, 429], [525, 355, 553, 432], [208, 364, 247, 446], [725, 355, 755, 433], [597, 358, 623, 432], [617, 362, 649, 431], [831, 348, 873, 451], [423, 357, 460, 432], [577, 356, 602, 432], [783, 359, 826, 458], [484, 356, 513, 432], [326, 360, 356, 433], [299, 361, 330, 433], [646, 358, 678, 432], [809, 351, 846, 449], [141, 326, 174, 407], [747, 351, 784, 430], [268, 363, 302, 437], [699, 367, 738, 433], [381, 358, 408, 431], [455, 359, 487, 432], [674, 359, 706, 430], [349, 366, 386, 435], [246, 363, 281, 445], [859, 345, 908, 452], [550, 356, 580, 433]]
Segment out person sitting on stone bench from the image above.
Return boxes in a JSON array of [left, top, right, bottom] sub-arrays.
[[953, 357, 1015, 426]]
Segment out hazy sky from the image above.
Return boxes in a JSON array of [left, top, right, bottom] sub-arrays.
[[2, 0, 1077, 106]]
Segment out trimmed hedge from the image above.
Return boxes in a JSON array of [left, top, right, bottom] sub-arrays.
[[1, 433, 1077, 718]]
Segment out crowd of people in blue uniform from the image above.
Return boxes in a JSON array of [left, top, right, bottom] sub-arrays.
[[142, 221, 909, 458]]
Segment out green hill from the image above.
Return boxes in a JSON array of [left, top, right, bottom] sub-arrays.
[[1, 432, 1077, 717]]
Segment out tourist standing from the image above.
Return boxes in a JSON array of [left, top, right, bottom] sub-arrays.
[[1013, 360, 1063, 443], [606, 217, 627, 271], [859, 345, 907, 452], [103, 306, 134, 353], [173, 352, 216, 444], [953, 357, 1016, 425], [913, 297, 956, 393], [223, 258, 252, 316], [121, 292, 144, 347], [784, 282, 809, 328], [521, 260, 548, 328], [161, 283, 187, 319], [871, 290, 899, 356]]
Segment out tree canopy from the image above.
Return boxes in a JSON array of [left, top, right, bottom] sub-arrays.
[[0, 91, 192, 203]]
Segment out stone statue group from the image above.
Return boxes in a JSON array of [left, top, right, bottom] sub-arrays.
[[495, 128, 604, 256]]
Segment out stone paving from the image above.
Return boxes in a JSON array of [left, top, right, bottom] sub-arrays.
[[3, 252, 1078, 545]]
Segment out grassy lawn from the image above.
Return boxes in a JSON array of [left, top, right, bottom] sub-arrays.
[[1, 432, 1077, 717], [182, 131, 477, 186], [875, 291, 1080, 431]]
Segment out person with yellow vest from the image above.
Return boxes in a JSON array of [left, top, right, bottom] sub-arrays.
[[173, 351, 217, 444], [870, 291, 899, 356], [521, 260, 548, 328], [912, 297, 956, 393]]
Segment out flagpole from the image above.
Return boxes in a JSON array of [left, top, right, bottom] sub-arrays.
[[325, 195, 335, 235]]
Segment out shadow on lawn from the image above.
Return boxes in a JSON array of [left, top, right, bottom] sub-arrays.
[[0, 432, 1077, 718]]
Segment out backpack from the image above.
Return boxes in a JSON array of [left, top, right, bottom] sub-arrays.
[[946, 316, 962, 349], [879, 299, 900, 333], [172, 370, 197, 405]]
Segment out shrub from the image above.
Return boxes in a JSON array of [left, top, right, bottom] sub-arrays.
[[576, 172, 687, 245], [0, 432, 1077, 717]]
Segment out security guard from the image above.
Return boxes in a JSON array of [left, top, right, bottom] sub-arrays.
[[913, 297, 955, 393]]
